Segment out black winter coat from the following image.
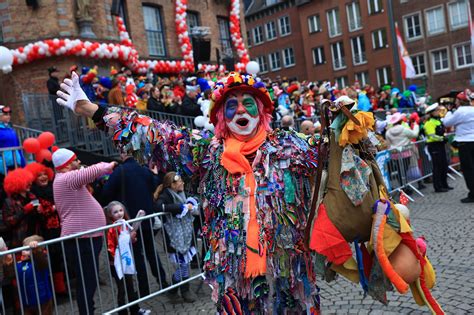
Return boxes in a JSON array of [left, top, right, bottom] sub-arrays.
[[101, 158, 162, 229], [181, 95, 201, 117]]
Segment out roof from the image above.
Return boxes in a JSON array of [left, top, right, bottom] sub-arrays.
[[245, 0, 288, 17]]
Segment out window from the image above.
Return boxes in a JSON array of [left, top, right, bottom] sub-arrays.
[[312, 46, 325, 65], [266, 0, 278, 5], [351, 36, 366, 65], [279, 16, 291, 36], [246, 31, 252, 47], [425, 6, 445, 35], [187, 11, 200, 30], [143, 6, 166, 57], [355, 72, 369, 86], [453, 43, 473, 69], [412, 54, 427, 76], [448, 0, 469, 29], [265, 21, 277, 40], [269, 52, 281, 71], [376, 67, 392, 87], [368, 0, 383, 15], [335, 76, 348, 88], [256, 56, 269, 73], [308, 15, 321, 33], [371, 29, 387, 49], [431, 48, 450, 73], [253, 26, 264, 45], [218, 17, 233, 57], [404, 13, 423, 40], [346, 2, 362, 31], [331, 42, 346, 70], [327, 8, 342, 38], [282, 47, 295, 67]]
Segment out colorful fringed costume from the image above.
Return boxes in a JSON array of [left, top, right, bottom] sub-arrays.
[[58, 71, 443, 314]]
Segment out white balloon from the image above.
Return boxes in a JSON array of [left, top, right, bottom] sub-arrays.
[[194, 116, 206, 127], [245, 61, 260, 75], [0, 46, 14, 68], [204, 121, 214, 132], [2, 65, 12, 73]]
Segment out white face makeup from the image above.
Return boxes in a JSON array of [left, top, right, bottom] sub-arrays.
[[224, 93, 260, 137]]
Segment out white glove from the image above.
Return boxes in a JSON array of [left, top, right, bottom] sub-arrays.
[[56, 71, 90, 112]]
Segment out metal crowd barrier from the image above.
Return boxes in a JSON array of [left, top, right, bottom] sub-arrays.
[[376, 136, 463, 198], [0, 211, 207, 314], [0, 146, 24, 175], [0, 126, 45, 174], [21, 93, 199, 157]]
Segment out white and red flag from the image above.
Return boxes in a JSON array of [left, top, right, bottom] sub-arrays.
[[395, 23, 416, 79]]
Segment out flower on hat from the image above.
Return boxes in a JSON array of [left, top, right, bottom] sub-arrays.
[[209, 72, 273, 125]]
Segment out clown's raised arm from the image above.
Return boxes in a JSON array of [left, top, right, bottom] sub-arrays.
[[56, 71, 214, 176]]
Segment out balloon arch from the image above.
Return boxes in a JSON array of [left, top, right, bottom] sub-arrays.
[[0, 0, 249, 74]]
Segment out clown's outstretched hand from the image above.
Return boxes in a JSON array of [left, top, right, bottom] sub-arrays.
[[56, 71, 97, 117]]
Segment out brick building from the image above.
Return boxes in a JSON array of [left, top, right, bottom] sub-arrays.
[[0, 0, 245, 124], [393, 0, 473, 98], [298, 0, 397, 88], [245, 0, 473, 98], [245, 0, 305, 80], [245, 0, 396, 87]]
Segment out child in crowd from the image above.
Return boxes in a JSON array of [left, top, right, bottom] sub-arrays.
[[3, 235, 53, 315], [155, 172, 199, 303], [105, 201, 150, 315]]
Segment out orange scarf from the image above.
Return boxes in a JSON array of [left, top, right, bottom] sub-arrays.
[[221, 127, 267, 278]]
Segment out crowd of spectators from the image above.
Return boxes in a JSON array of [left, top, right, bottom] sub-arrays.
[[45, 65, 433, 121], [0, 65, 472, 313]]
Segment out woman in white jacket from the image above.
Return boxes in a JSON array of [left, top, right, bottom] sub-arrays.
[[385, 112, 423, 190], [385, 112, 419, 148]]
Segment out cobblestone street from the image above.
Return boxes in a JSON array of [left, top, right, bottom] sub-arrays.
[[142, 177, 473, 314]]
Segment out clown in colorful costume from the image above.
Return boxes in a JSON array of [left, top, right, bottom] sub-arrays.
[[56, 71, 320, 313], [55, 71, 443, 314]]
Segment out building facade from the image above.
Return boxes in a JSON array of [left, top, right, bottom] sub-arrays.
[[0, 0, 244, 123], [245, 0, 473, 98], [298, 0, 395, 88], [245, 0, 305, 80], [393, 0, 472, 98], [246, 0, 395, 87]]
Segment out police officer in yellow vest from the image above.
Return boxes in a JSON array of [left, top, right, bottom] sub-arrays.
[[423, 103, 452, 192]]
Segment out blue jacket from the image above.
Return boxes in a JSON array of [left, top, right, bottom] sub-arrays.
[[101, 158, 162, 223], [16, 260, 52, 307], [0, 123, 25, 174]]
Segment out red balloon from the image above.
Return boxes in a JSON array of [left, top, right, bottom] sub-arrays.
[[35, 149, 52, 163], [38, 132, 55, 149], [52, 146, 59, 153], [23, 138, 41, 154]]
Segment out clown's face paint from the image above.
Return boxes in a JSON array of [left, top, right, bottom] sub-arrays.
[[224, 93, 260, 136]]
